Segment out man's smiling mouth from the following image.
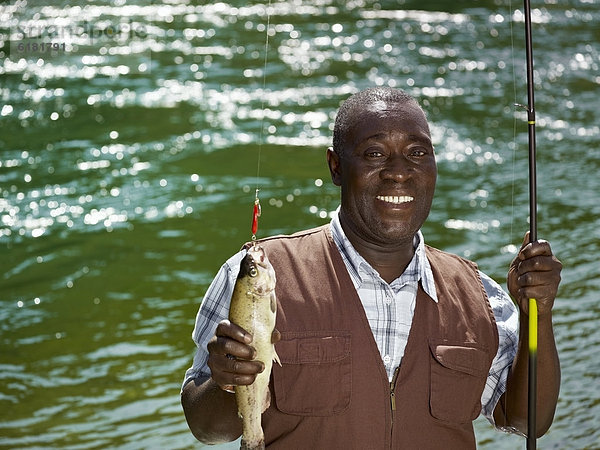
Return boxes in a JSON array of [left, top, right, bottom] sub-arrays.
[[376, 195, 414, 204]]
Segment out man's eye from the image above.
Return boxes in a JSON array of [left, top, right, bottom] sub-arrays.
[[409, 147, 429, 157], [365, 149, 384, 158]]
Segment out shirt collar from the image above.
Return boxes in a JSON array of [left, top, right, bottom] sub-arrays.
[[330, 207, 438, 302]]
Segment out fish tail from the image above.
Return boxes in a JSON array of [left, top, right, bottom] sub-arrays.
[[240, 438, 265, 450], [240, 388, 265, 450]]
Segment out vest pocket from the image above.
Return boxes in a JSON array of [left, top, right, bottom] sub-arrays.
[[428, 342, 491, 424], [272, 331, 351, 416]]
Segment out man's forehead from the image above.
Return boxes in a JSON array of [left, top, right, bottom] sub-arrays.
[[350, 100, 426, 124], [344, 100, 431, 143], [357, 99, 421, 116]]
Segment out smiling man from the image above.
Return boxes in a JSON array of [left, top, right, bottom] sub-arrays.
[[181, 87, 562, 449], [328, 89, 437, 283]]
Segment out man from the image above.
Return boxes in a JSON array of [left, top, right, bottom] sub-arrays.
[[181, 87, 561, 448]]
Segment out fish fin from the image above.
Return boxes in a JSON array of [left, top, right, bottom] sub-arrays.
[[272, 347, 281, 366]]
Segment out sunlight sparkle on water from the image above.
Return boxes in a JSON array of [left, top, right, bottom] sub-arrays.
[[445, 219, 500, 233]]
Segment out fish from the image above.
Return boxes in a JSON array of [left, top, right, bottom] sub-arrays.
[[229, 244, 280, 450]]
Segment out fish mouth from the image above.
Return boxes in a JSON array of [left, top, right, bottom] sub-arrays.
[[248, 245, 269, 268], [376, 195, 414, 204], [244, 244, 276, 291]]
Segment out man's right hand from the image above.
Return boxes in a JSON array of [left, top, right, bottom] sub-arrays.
[[206, 319, 266, 392], [182, 321, 280, 443]]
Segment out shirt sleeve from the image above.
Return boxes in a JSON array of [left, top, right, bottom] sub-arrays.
[[478, 270, 519, 425], [181, 249, 246, 389]]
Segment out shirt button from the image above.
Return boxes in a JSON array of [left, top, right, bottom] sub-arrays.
[[384, 294, 392, 305], [383, 355, 391, 365]]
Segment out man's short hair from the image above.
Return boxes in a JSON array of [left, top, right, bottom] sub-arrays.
[[333, 87, 422, 155]]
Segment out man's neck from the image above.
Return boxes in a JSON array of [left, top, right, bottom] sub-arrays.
[[339, 216, 416, 284]]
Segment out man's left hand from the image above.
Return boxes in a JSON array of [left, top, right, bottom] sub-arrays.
[[507, 231, 562, 316]]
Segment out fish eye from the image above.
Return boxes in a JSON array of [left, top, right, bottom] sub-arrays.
[[249, 266, 258, 277]]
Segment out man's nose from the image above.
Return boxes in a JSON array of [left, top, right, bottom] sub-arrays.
[[380, 153, 412, 182]]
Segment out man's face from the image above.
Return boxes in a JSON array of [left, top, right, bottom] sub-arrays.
[[328, 100, 437, 247]]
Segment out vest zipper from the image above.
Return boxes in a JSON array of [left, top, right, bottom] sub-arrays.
[[390, 365, 400, 432]]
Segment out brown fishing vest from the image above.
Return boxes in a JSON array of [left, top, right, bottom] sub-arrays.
[[253, 225, 499, 449]]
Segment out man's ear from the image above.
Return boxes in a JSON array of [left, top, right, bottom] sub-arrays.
[[326, 147, 342, 186]]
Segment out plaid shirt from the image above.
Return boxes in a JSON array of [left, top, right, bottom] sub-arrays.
[[184, 210, 518, 425]]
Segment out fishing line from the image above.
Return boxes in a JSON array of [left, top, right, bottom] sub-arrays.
[[251, 0, 273, 243], [509, 0, 518, 245], [498, 0, 524, 438]]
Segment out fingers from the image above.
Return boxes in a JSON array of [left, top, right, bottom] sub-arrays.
[[513, 270, 560, 302], [519, 230, 531, 250], [515, 254, 558, 276], [215, 319, 253, 345], [509, 233, 562, 315], [208, 352, 264, 385], [517, 237, 555, 262], [207, 320, 265, 391], [209, 333, 255, 361]]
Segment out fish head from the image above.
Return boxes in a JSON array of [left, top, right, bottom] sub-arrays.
[[239, 245, 276, 296]]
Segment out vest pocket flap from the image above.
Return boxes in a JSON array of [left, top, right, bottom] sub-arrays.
[[273, 331, 352, 416], [429, 343, 490, 377], [277, 332, 351, 364]]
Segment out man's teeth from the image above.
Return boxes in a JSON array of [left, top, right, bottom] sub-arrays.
[[377, 195, 414, 204]]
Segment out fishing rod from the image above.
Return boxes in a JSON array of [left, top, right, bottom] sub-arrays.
[[522, 1, 538, 448]]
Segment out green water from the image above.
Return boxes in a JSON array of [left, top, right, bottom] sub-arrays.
[[1, 1, 598, 448]]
